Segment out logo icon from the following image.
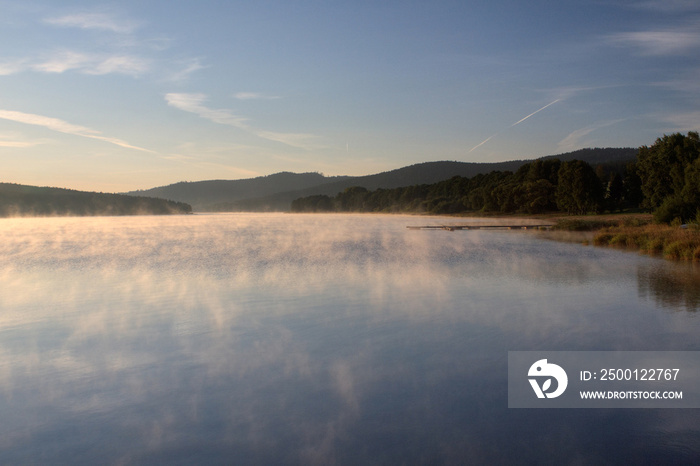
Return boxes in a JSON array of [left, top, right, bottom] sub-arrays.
[[528, 359, 568, 399]]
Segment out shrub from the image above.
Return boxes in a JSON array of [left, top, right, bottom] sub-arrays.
[[621, 217, 650, 227], [590, 222, 699, 261], [645, 238, 664, 254], [664, 241, 692, 260], [654, 196, 697, 224], [593, 232, 614, 245], [609, 234, 628, 246], [554, 219, 616, 231]]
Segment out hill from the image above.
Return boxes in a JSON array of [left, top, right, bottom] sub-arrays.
[[540, 147, 637, 164], [128, 172, 347, 211], [131, 148, 638, 212], [208, 160, 530, 211], [0, 183, 192, 217]]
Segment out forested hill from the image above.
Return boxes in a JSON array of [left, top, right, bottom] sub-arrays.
[[130, 148, 637, 212], [231, 148, 637, 211], [207, 160, 529, 212], [290, 132, 700, 222], [128, 172, 346, 211], [0, 183, 192, 217], [539, 147, 637, 164]]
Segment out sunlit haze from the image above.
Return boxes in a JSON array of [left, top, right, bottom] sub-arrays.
[[1, 0, 699, 191]]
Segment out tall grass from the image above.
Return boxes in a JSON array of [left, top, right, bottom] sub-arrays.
[[592, 223, 700, 261], [551, 218, 619, 231]]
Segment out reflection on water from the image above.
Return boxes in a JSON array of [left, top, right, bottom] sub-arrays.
[[1, 213, 699, 464], [638, 262, 700, 312]]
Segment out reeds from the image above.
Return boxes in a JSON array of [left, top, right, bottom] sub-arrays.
[[551, 218, 619, 231], [592, 223, 700, 261]]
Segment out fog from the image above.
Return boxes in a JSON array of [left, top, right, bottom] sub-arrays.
[[1, 213, 699, 463]]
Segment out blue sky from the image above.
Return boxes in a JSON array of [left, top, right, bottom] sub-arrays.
[[0, 0, 699, 191]]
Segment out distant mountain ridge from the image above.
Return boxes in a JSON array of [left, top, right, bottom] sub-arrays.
[[129, 148, 637, 212], [208, 160, 529, 212], [128, 172, 348, 211]]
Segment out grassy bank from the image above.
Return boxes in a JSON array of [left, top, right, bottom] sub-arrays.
[[593, 224, 700, 261], [550, 215, 700, 261]]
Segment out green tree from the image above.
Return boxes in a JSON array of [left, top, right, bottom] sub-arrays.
[[291, 194, 333, 212], [336, 186, 369, 211], [622, 162, 643, 209], [681, 158, 700, 211], [606, 172, 624, 212], [521, 179, 557, 213], [555, 160, 604, 215], [636, 132, 700, 210], [655, 157, 700, 223]]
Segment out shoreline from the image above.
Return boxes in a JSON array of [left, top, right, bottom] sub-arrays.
[[533, 214, 698, 262], [404, 210, 699, 262]]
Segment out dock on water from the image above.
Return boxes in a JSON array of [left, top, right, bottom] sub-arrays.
[[406, 224, 553, 231]]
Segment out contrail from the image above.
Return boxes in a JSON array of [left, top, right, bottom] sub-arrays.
[[469, 99, 561, 153], [510, 99, 560, 127], [469, 134, 496, 152]]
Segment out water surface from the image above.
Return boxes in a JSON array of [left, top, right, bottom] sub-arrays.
[[1, 213, 699, 464]]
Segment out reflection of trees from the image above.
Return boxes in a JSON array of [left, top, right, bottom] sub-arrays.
[[637, 263, 700, 312]]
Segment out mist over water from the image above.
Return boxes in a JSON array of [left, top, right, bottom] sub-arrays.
[[1, 213, 699, 464]]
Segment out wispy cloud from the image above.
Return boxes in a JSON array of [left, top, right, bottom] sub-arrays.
[[256, 130, 320, 148], [629, 0, 700, 13], [165, 93, 249, 126], [658, 111, 700, 132], [0, 59, 27, 76], [162, 151, 263, 179], [166, 93, 321, 150], [1, 9, 197, 82], [0, 109, 155, 153], [0, 130, 51, 148], [542, 85, 620, 102], [167, 58, 206, 83], [31, 50, 90, 73], [606, 29, 700, 55], [557, 119, 626, 153], [2, 50, 150, 76], [0, 140, 37, 148], [44, 12, 140, 34], [233, 92, 281, 100], [85, 55, 149, 76], [36, 10, 169, 78], [0, 134, 43, 148], [654, 67, 700, 94]]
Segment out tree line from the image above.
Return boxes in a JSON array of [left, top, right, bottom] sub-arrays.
[[0, 183, 192, 217], [291, 132, 700, 223]]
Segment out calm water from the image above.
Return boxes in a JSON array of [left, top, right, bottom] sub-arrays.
[[1, 213, 699, 464]]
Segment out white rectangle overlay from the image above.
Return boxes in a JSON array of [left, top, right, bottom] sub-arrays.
[[508, 351, 700, 408]]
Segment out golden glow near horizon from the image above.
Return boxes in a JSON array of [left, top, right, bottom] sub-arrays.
[[0, 1, 698, 191]]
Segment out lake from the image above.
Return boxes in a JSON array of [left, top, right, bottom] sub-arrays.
[[1, 213, 699, 464]]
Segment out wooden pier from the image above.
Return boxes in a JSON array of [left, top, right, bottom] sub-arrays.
[[406, 224, 553, 231]]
